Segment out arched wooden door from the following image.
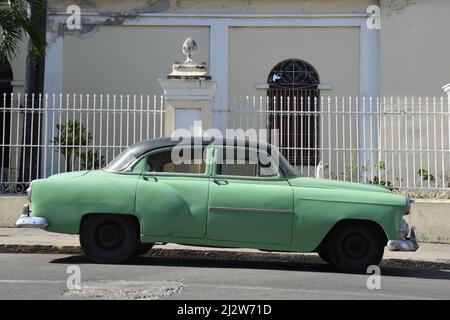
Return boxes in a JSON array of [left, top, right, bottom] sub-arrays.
[[267, 59, 320, 166]]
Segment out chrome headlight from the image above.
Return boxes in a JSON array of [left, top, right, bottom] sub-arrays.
[[26, 182, 32, 202], [400, 218, 410, 239], [405, 197, 414, 215]]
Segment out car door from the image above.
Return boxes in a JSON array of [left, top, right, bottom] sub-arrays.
[[135, 145, 211, 239], [207, 146, 294, 245]]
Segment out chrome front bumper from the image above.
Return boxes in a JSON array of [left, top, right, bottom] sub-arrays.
[[15, 204, 48, 229], [387, 227, 419, 251]]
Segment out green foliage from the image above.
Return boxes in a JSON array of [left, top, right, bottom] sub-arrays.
[[317, 153, 448, 197], [417, 169, 436, 182], [340, 158, 392, 185], [0, 0, 47, 63], [340, 154, 369, 182], [51, 120, 92, 157], [445, 175, 450, 188], [80, 150, 106, 171], [371, 175, 392, 187], [401, 191, 450, 200], [374, 161, 386, 170], [51, 120, 105, 171]]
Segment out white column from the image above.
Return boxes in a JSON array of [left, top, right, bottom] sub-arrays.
[[359, 22, 380, 179], [43, 21, 63, 95], [42, 18, 63, 177], [209, 22, 229, 133]]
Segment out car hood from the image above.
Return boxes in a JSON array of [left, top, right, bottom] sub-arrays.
[[288, 177, 392, 193], [47, 170, 91, 179]]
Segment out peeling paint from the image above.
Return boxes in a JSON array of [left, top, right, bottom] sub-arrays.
[[76, 0, 97, 9], [174, 0, 182, 11], [46, 21, 65, 44], [381, 0, 416, 16], [134, 0, 171, 14], [102, 15, 127, 26], [61, 17, 102, 40]]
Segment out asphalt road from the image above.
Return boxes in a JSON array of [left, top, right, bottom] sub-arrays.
[[0, 253, 449, 300]]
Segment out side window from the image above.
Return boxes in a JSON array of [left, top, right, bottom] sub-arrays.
[[146, 147, 206, 175], [216, 147, 278, 178]]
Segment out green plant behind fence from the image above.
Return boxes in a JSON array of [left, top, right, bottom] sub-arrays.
[[51, 120, 105, 171]]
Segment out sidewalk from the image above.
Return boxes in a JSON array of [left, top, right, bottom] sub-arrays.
[[1, 228, 450, 268]]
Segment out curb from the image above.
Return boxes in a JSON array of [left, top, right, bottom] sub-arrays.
[[1, 244, 450, 270], [0, 244, 82, 255]]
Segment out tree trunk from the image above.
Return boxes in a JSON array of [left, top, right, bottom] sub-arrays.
[[18, 2, 47, 186]]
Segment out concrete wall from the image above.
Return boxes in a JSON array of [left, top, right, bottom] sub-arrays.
[[48, 0, 376, 14], [228, 26, 360, 98], [407, 200, 450, 244], [0, 196, 27, 228], [5, 0, 444, 98], [62, 25, 210, 95], [380, 0, 450, 96], [1, 195, 449, 244]]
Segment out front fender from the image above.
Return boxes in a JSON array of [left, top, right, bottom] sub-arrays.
[[292, 187, 406, 252], [31, 171, 138, 234]]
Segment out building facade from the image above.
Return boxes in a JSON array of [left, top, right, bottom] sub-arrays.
[[1, 0, 450, 192], [3, 0, 450, 100]]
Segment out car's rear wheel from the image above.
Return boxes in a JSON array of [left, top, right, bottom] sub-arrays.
[[326, 223, 385, 273], [80, 215, 139, 263], [317, 247, 331, 264]]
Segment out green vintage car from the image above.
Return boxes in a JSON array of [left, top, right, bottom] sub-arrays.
[[16, 137, 418, 273]]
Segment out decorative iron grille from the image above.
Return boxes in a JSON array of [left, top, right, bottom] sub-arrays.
[[267, 59, 320, 165]]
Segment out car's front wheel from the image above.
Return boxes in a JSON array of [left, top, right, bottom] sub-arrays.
[[326, 223, 385, 273], [80, 215, 139, 263], [132, 243, 154, 258]]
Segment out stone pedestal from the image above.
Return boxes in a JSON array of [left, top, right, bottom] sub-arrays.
[[159, 39, 217, 137], [159, 78, 217, 137]]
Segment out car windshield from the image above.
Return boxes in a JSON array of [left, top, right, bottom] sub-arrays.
[[103, 148, 136, 172]]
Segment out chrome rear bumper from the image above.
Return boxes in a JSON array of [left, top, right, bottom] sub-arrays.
[[387, 227, 419, 251], [15, 204, 48, 229]]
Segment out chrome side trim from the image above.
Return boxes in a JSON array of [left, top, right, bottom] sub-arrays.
[[208, 206, 292, 215], [15, 215, 48, 229], [387, 227, 419, 252]]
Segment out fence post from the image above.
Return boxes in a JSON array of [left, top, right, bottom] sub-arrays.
[[360, 22, 380, 182], [42, 94, 48, 179], [443, 83, 450, 102]]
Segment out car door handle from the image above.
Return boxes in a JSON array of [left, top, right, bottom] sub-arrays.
[[213, 178, 228, 185], [143, 175, 158, 182]]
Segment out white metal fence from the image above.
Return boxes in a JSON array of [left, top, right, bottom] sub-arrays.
[[1, 93, 449, 196], [214, 95, 450, 196], [0, 93, 165, 192]]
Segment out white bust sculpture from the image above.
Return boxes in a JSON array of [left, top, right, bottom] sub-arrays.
[[168, 37, 209, 78], [182, 37, 197, 64]]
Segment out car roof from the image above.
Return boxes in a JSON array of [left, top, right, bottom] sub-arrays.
[[128, 137, 274, 159]]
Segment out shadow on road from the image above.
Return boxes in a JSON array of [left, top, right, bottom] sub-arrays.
[[50, 254, 450, 281]]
